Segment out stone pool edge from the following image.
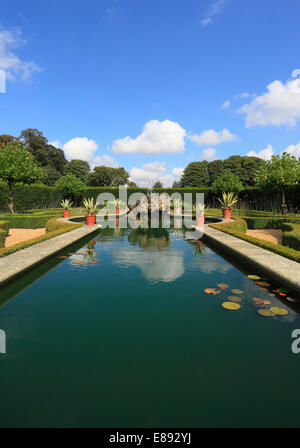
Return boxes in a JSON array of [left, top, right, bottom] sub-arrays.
[[202, 224, 300, 294], [0, 223, 100, 287]]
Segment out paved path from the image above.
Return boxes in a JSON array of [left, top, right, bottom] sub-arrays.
[[0, 224, 99, 286], [204, 224, 300, 294]]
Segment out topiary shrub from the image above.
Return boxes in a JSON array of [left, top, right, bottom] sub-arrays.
[[281, 223, 300, 251]]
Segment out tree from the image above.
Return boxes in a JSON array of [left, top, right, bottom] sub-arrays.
[[55, 174, 87, 202], [87, 166, 129, 187], [153, 181, 163, 188], [207, 160, 224, 185], [241, 156, 265, 186], [42, 166, 62, 186], [128, 181, 137, 187], [180, 161, 209, 187], [0, 134, 17, 149], [254, 152, 300, 214], [212, 170, 244, 194], [19, 129, 67, 174], [172, 180, 181, 188], [65, 159, 90, 183], [0, 143, 44, 213]]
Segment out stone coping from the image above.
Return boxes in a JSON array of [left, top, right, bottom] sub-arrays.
[[0, 223, 99, 287], [203, 224, 300, 294]]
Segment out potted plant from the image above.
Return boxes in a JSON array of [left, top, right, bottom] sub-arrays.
[[173, 198, 183, 216], [108, 199, 124, 215], [60, 199, 73, 218], [82, 197, 98, 225], [193, 203, 208, 226], [217, 191, 238, 219]]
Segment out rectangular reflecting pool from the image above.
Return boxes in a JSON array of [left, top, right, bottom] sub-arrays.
[[1, 225, 300, 428]]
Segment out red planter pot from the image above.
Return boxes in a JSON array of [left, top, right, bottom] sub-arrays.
[[174, 207, 181, 216], [196, 214, 205, 226], [115, 207, 120, 215], [86, 214, 96, 226], [222, 208, 232, 219], [63, 210, 70, 218]]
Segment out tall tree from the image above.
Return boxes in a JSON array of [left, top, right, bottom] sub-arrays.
[[0, 143, 44, 213], [65, 159, 91, 183], [19, 129, 67, 174], [254, 152, 300, 214], [207, 160, 224, 185], [180, 161, 209, 187], [212, 170, 244, 193], [241, 156, 266, 186], [153, 181, 163, 188], [0, 134, 17, 149], [87, 166, 129, 187]]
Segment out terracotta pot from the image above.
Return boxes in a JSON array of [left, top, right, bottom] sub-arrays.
[[174, 207, 181, 216], [196, 214, 205, 226], [63, 210, 70, 218], [86, 214, 96, 226], [222, 207, 232, 219], [115, 207, 120, 215]]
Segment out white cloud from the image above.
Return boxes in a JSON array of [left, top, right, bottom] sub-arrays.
[[63, 137, 98, 161], [239, 76, 300, 127], [247, 144, 274, 160], [201, 147, 216, 161], [283, 141, 300, 159], [188, 128, 238, 146], [92, 154, 118, 168], [201, 0, 227, 26], [49, 140, 62, 149], [0, 27, 40, 81], [292, 69, 300, 78], [129, 162, 183, 187], [112, 119, 186, 154], [221, 100, 230, 109]]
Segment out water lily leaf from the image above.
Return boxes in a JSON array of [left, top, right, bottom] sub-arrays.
[[258, 309, 276, 317], [252, 297, 264, 303], [204, 288, 221, 295], [231, 289, 244, 294], [58, 256, 67, 259], [268, 293, 275, 297], [228, 296, 242, 302], [263, 299, 271, 305], [217, 283, 229, 290], [222, 301, 241, 310], [269, 306, 289, 316], [248, 275, 261, 280], [286, 297, 298, 303], [256, 281, 271, 287], [278, 293, 287, 297]]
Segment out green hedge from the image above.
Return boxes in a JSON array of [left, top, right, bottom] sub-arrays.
[[210, 218, 300, 263], [0, 214, 58, 229], [0, 218, 82, 258], [45, 217, 81, 233], [244, 216, 300, 229], [209, 216, 247, 234], [281, 223, 300, 251], [0, 220, 9, 248], [0, 182, 61, 212]]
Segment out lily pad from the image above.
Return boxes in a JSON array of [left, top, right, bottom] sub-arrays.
[[231, 289, 244, 295], [228, 296, 242, 302], [269, 306, 289, 316], [263, 299, 271, 305], [58, 256, 67, 259], [256, 281, 271, 287], [258, 309, 276, 317], [217, 283, 229, 290], [204, 288, 221, 295], [286, 297, 298, 303], [222, 301, 241, 310], [248, 275, 261, 280]]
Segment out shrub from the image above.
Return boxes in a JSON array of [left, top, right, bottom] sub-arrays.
[[281, 223, 300, 251], [55, 174, 87, 202], [0, 214, 56, 229], [244, 216, 300, 229], [45, 217, 80, 233], [0, 229, 7, 248], [210, 216, 247, 234], [212, 170, 243, 194]]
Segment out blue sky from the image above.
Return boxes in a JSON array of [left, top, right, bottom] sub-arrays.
[[1, 0, 300, 186]]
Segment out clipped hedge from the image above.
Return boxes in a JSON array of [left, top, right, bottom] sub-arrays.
[[281, 223, 300, 251], [0, 182, 61, 212], [0, 214, 58, 229], [209, 218, 300, 263], [0, 218, 82, 258], [45, 217, 80, 233], [244, 216, 300, 229], [210, 216, 247, 234], [0, 220, 9, 248]]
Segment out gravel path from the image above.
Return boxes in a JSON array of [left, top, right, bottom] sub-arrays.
[[5, 228, 46, 247], [246, 229, 282, 245]]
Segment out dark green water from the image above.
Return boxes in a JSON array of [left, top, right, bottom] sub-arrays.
[[1, 225, 300, 428]]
